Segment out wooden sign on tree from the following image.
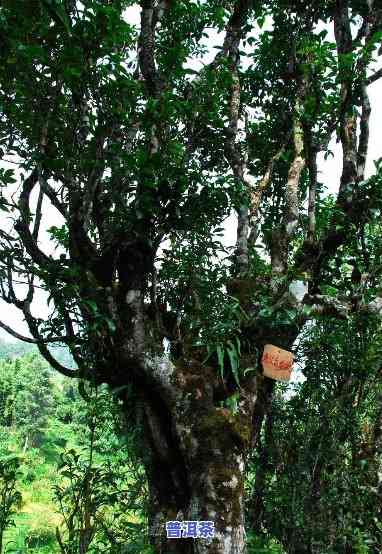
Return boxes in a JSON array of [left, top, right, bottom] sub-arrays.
[[261, 344, 294, 381]]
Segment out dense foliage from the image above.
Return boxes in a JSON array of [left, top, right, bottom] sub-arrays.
[[0, 327, 381, 552], [0, 341, 152, 554], [247, 316, 382, 553], [0, 1, 382, 553]]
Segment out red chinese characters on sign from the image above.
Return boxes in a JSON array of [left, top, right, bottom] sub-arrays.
[[262, 352, 293, 370], [261, 344, 294, 381]]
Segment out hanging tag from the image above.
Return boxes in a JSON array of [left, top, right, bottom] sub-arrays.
[[261, 344, 294, 381]]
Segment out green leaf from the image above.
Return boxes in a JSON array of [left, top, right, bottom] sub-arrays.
[[40, 0, 71, 34], [226, 341, 241, 388], [216, 344, 225, 379], [243, 366, 256, 376], [105, 318, 116, 333]]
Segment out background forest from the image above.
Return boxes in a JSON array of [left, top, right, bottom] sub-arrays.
[[0, 310, 381, 554], [0, 338, 151, 554]]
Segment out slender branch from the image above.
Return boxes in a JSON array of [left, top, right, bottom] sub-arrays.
[[303, 293, 382, 319], [68, 188, 98, 265], [307, 148, 318, 241], [14, 169, 53, 268], [38, 170, 67, 218], [221, 2, 253, 274], [354, 2, 376, 185], [268, 105, 306, 282], [6, 259, 21, 307], [357, 83, 371, 181], [297, 2, 375, 286], [25, 271, 34, 304], [82, 134, 106, 233], [235, 204, 250, 274], [0, 320, 41, 343], [284, 115, 305, 238], [334, 1, 353, 58], [335, 2, 359, 204], [32, 187, 44, 241], [139, 0, 165, 97], [366, 68, 382, 86], [22, 302, 79, 378], [184, 0, 252, 101], [226, 67, 252, 274], [248, 143, 286, 246], [64, 72, 100, 267], [220, 0, 252, 62], [0, 319, 74, 345], [0, 229, 17, 243]]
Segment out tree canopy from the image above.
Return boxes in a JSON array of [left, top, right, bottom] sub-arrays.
[[0, 1, 382, 553], [0, 0, 381, 374]]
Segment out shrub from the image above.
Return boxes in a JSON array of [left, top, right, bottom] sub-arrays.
[[24, 526, 56, 549]]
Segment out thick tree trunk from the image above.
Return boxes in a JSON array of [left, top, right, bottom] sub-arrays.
[[183, 422, 247, 554], [147, 434, 247, 554], [135, 388, 250, 554]]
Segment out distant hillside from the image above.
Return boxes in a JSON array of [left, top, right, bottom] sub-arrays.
[[0, 338, 76, 369], [0, 338, 36, 359]]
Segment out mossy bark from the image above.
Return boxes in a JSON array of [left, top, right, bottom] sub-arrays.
[[137, 378, 250, 554]]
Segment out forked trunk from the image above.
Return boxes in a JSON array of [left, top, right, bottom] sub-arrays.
[[147, 442, 247, 553], [139, 395, 250, 554]]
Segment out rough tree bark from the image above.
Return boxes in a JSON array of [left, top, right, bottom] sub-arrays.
[[115, 313, 299, 554], [119, 348, 258, 553], [140, 390, 249, 553], [1, 1, 382, 553]]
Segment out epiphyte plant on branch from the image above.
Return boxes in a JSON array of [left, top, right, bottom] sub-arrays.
[[0, 0, 382, 553]]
